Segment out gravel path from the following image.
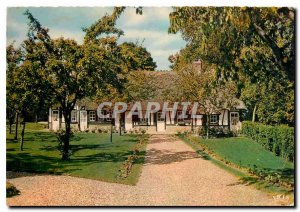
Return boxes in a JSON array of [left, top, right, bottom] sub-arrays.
[[7, 134, 289, 206]]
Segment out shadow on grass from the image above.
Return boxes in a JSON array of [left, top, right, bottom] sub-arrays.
[[134, 150, 147, 164], [7, 131, 57, 143], [7, 152, 65, 175], [6, 148, 141, 178]]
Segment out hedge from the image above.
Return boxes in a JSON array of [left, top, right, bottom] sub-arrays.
[[242, 121, 294, 162]]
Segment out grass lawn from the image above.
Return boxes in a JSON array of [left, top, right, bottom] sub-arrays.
[[7, 127, 147, 185], [8, 122, 48, 131], [199, 137, 293, 170], [179, 135, 294, 194]]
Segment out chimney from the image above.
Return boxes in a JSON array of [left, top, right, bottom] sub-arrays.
[[193, 59, 202, 70]]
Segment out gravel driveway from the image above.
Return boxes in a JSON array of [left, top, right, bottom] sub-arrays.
[[7, 134, 290, 206]]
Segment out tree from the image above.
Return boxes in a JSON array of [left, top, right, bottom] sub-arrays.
[[22, 8, 127, 160], [124, 71, 157, 101], [6, 44, 22, 137], [119, 42, 157, 71], [175, 62, 239, 138], [169, 7, 295, 125], [6, 48, 49, 150]]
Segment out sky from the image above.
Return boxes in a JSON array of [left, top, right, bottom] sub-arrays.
[[6, 7, 187, 70]]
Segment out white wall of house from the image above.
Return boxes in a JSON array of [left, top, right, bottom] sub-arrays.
[[115, 113, 120, 129], [157, 121, 165, 132], [48, 108, 52, 130], [165, 111, 176, 125], [50, 109, 60, 131], [124, 111, 133, 131], [49, 107, 242, 133], [192, 115, 203, 126], [150, 113, 155, 125], [218, 110, 229, 126], [80, 110, 88, 131]]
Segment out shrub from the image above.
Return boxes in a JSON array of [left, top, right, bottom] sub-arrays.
[[55, 129, 74, 157], [196, 126, 206, 137], [242, 121, 294, 162], [196, 126, 233, 138], [118, 134, 148, 179], [6, 181, 20, 197]]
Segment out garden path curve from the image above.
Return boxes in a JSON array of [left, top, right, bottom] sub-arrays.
[[7, 134, 288, 206]]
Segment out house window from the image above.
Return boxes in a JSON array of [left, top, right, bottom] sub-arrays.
[[98, 110, 112, 123], [89, 111, 96, 122], [52, 110, 59, 121], [177, 111, 185, 123], [157, 112, 165, 121], [139, 118, 149, 125], [106, 111, 112, 122], [210, 114, 219, 124], [71, 110, 77, 122]]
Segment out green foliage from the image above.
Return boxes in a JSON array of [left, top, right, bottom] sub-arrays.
[[55, 129, 74, 157], [248, 167, 294, 190], [173, 62, 239, 138], [242, 121, 294, 162], [207, 127, 234, 138], [118, 134, 148, 179], [124, 71, 157, 101], [6, 181, 20, 198], [169, 7, 295, 125], [20, 8, 145, 159], [169, 7, 295, 82], [120, 42, 157, 71], [83, 7, 125, 43], [6, 44, 22, 110]]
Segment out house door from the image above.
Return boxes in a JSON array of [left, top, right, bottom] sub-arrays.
[[230, 112, 239, 131], [52, 110, 60, 131], [80, 111, 87, 131], [156, 112, 166, 132], [120, 112, 125, 131]]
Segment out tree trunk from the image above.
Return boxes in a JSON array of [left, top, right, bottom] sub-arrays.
[[9, 112, 13, 134], [35, 113, 38, 123], [9, 122, 12, 134], [20, 120, 26, 151], [252, 104, 257, 122], [119, 116, 122, 136], [221, 109, 225, 126], [14, 113, 19, 140], [206, 114, 210, 139], [110, 120, 113, 143], [191, 116, 194, 132], [62, 110, 71, 160]]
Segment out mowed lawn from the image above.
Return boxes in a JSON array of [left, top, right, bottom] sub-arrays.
[[7, 126, 147, 185], [199, 137, 294, 170]]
